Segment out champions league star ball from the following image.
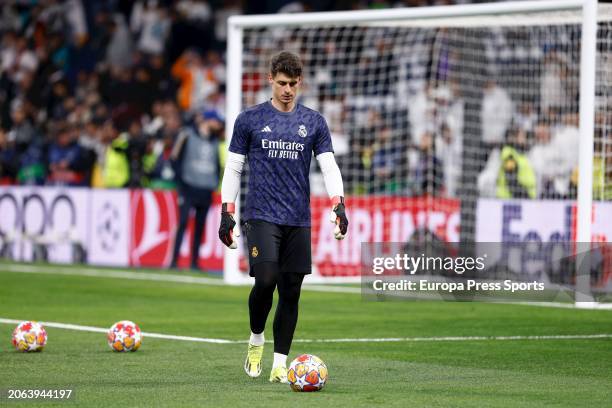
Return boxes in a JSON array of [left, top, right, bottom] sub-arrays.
[[12, 321, 47, 352], [107, 321, 142, 352], [287, 354, 328, 392]]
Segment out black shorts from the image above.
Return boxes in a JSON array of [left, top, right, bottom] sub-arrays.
[[243, 219, 311, 276]]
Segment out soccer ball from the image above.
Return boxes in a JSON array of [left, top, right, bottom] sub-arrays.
[[107, 321, 142, 352], [287, 354, 328, 392], [11, 321, 47, 352]]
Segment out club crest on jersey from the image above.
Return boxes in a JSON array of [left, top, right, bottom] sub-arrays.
[[298, 124, 307, 138], [251, 246, 259, 257]]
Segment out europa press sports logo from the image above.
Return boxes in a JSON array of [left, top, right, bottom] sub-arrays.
[[130, 190, 176, 267]]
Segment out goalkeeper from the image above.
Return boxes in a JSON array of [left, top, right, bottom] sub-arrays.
[[218, 51, 348, 383]]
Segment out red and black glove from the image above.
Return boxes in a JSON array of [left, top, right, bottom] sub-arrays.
[[219, 203, 239, 248], [329, 196, 348, 240]]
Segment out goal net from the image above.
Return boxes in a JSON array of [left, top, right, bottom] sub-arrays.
[[225, 1, 612, 303]]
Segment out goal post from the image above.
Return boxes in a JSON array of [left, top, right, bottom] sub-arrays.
[[224, 0, 609, 305], [575, 0, 597, 305]]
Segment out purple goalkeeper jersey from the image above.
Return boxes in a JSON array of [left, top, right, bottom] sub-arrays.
[[229, 100, 334, 227]]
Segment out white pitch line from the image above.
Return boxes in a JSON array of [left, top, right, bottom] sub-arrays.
[[2, 263, 612, 309], [293, 334, 612, 342], [0, 263, 361, 294], [0, 263, 226, 286], [1, 318, 610, 344], [0, 318, 239, 344]]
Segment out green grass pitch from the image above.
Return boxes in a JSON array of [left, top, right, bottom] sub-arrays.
[[0, 262, 611, 407]]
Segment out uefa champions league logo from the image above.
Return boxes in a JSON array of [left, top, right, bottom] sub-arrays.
[[298, 124, 307, 138], [97, 202, 121, 252]]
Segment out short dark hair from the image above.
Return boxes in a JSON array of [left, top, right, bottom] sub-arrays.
[[270, 51, 302, 78]]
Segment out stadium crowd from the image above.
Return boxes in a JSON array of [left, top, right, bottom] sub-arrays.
[[0, 0, 609, 200], [0, 0, 234, 189]]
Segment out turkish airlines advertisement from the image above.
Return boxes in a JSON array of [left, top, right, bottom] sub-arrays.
[[129, 189, 223, 270], [309, 196, 460, 277]]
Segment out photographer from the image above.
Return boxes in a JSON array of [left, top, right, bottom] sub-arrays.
[[496, 127, 536, 199]]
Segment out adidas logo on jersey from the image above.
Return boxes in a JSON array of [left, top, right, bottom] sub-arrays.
[[261, 126, 272, 133]]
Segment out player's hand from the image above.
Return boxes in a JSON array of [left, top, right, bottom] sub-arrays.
[[329, 196, 348, 240], [219, 203, 240, 249]]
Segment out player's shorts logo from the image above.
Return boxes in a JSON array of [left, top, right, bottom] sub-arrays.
[[251, 246, 259, 257], [298, 124, 307, 138]]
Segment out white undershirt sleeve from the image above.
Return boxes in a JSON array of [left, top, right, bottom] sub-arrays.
[[316, 152, 344, 199], [221, 152, 246, 203]]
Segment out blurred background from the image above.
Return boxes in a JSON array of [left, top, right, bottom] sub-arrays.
[[0, 0, 611, 294], [0, 0, 528, 192]]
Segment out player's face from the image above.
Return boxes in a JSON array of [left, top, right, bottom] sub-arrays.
[[269, 72, 301, 109]]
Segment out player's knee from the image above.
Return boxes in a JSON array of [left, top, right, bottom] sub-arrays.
[[252, 282, 275, 300], [279, 286, 301, 306], [252, 262, 279, 292]]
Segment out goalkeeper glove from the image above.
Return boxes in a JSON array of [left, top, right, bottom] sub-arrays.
[[219, 203, 240, 249], [329, 196, 348, 240]]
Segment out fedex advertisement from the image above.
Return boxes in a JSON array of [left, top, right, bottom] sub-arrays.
[[476, 198, 612, 288]]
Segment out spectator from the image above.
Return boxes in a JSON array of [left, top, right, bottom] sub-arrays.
[[132, 65, 157, 114], [98, 119, 130, 188], [172, 48, 218, 112], [105, 14, 134, 70], [0, 128, 18, 184], [588, 138, 612, 201], [2, 36, 38, 84], [477, 146, 501, 198], [147, 100, 183, 189], [352, 108, 384, 194], [175, 0, 212, 24], [125, 119, 149, 187], [414, 131, 444, 195], [515, 100, 538, 132], [148, 54, 176, 100], [409, 80, 434, 148], [528, 115, 579, 198], [371, 125, 401, 193], [589, 110, 612, 200], [46, 77, 71, 120], [6, 101, 46, 185], [432, 83, 463, 197], [131, 1, 171, 56], [16, 139, 47, 186], [147, 131, 177, 190], [205, 50, 226, 88], [46, 121, 89, 186], [496, 127, 536, 199], [481, 79, 513, 150], [64, 0, 88, 47], [540, 51, 571, 120], [8, 102, 36, 149], [213, 0, 242, 49]]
